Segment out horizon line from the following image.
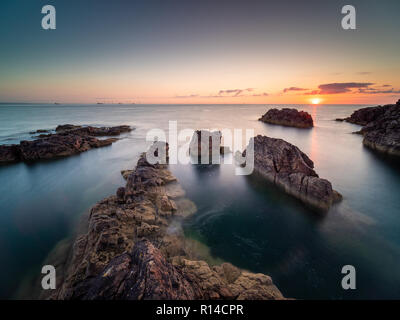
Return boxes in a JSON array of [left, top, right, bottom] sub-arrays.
[[0, 102, 376, 106]]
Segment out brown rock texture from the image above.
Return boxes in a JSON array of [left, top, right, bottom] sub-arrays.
[[259, 108, 313, 128], [49, 146, 284, 300], [341, 100, 400, 156], [245, 135, 341, 211], [0, 125, 132, 164]]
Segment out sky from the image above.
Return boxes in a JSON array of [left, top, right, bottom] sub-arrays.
[[0, 0, 399, 104]]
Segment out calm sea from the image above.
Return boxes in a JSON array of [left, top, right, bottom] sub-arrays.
[[0, 103, 399, 299]]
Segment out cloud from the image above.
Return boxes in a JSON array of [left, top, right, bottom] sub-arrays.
[[175, 94, 199, 98], [303, 90, 320, 95], [217, 88, 254, 97], [173, 88, 267, 99], [357, 88, 400, 94], [301, 82, 399, 95], [283, 87, 309, 93], [317, 82, 374, 94], [356, 71, 372, 75]]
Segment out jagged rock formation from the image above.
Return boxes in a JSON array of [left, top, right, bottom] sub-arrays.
[[338, 100, 400, 156], [337, 105, 388, 126], [73, 239, 283, 300], [244, 135, 342, 211], [50, 146, 284, 300], [259, 108, 313, 128], [0, 125, 132, 164]]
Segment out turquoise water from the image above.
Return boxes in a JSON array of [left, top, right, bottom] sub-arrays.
[[0, 104, 400, 299]]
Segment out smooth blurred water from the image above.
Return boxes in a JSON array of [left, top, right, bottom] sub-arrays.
[[0, 103, 399, 299]]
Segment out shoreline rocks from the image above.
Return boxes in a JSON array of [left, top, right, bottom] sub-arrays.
[[0, 124, 132, 164], [49, 147, 284, 300], [244, 135, 342, 211], [259, 108, 313, 128], [339, 100, 400, 156]]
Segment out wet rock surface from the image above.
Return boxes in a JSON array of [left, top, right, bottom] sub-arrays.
[[244, 135, 341, 211], [259, 108, 313, 128], [0, 124, 132, 164], [49, 147, 284, 300], [340, 100, 400, 156]]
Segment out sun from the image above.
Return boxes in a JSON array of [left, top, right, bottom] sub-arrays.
[[311, 98, 321, 105]]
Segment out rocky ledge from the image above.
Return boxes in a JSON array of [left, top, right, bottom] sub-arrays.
[[48, 145, 284, 300], [0, 124, 132, 164], [243, 135, 341, 211], [338, 100, 400, 156], [259, 108, 313, 128]]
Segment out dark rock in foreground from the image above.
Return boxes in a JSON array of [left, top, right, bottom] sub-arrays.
[[49, 149, 284, 300], [341, 100, 400, 156], [77, 239, 282, 300], [0, 125, 132, 164], [244, 135, 341, 211], [259, 108, 313, 128]]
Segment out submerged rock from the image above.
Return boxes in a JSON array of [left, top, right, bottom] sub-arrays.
[[259, 108, 313, 128], [30, 129, 50, 134], [0, 124, 132, 164], [342, 100, 400, 156], [244, 135, 341, 211], [50, 146, 284, 300]]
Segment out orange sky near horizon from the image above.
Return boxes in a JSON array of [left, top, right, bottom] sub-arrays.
[[1, 1, 400, 105], [2, 64, 400, 105]]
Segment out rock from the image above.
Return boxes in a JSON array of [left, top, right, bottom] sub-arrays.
[[116, 187, 125, 199], [121, 170, 134, 180], [52, 147, 285, 300], [173, 198, 197, 218], [53, 125, 131, 137], [136, 223, 160, 238], [56, 124, 82, 132], [157, 195, 177, 216], [189, 130, 222, 158], [0, 145, 21, 163], [342, 100, 400, 156], [165, 182, 185, 198], [74, 240, 201, 300], [259, 108, 313, 128], [220, 146, 231, 155], [180, 259, 284, 300], [244, 135, 341, 211], [0, 124, 132, 164], [30, 129, 50, 134], [343, 106, 387, 126]]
